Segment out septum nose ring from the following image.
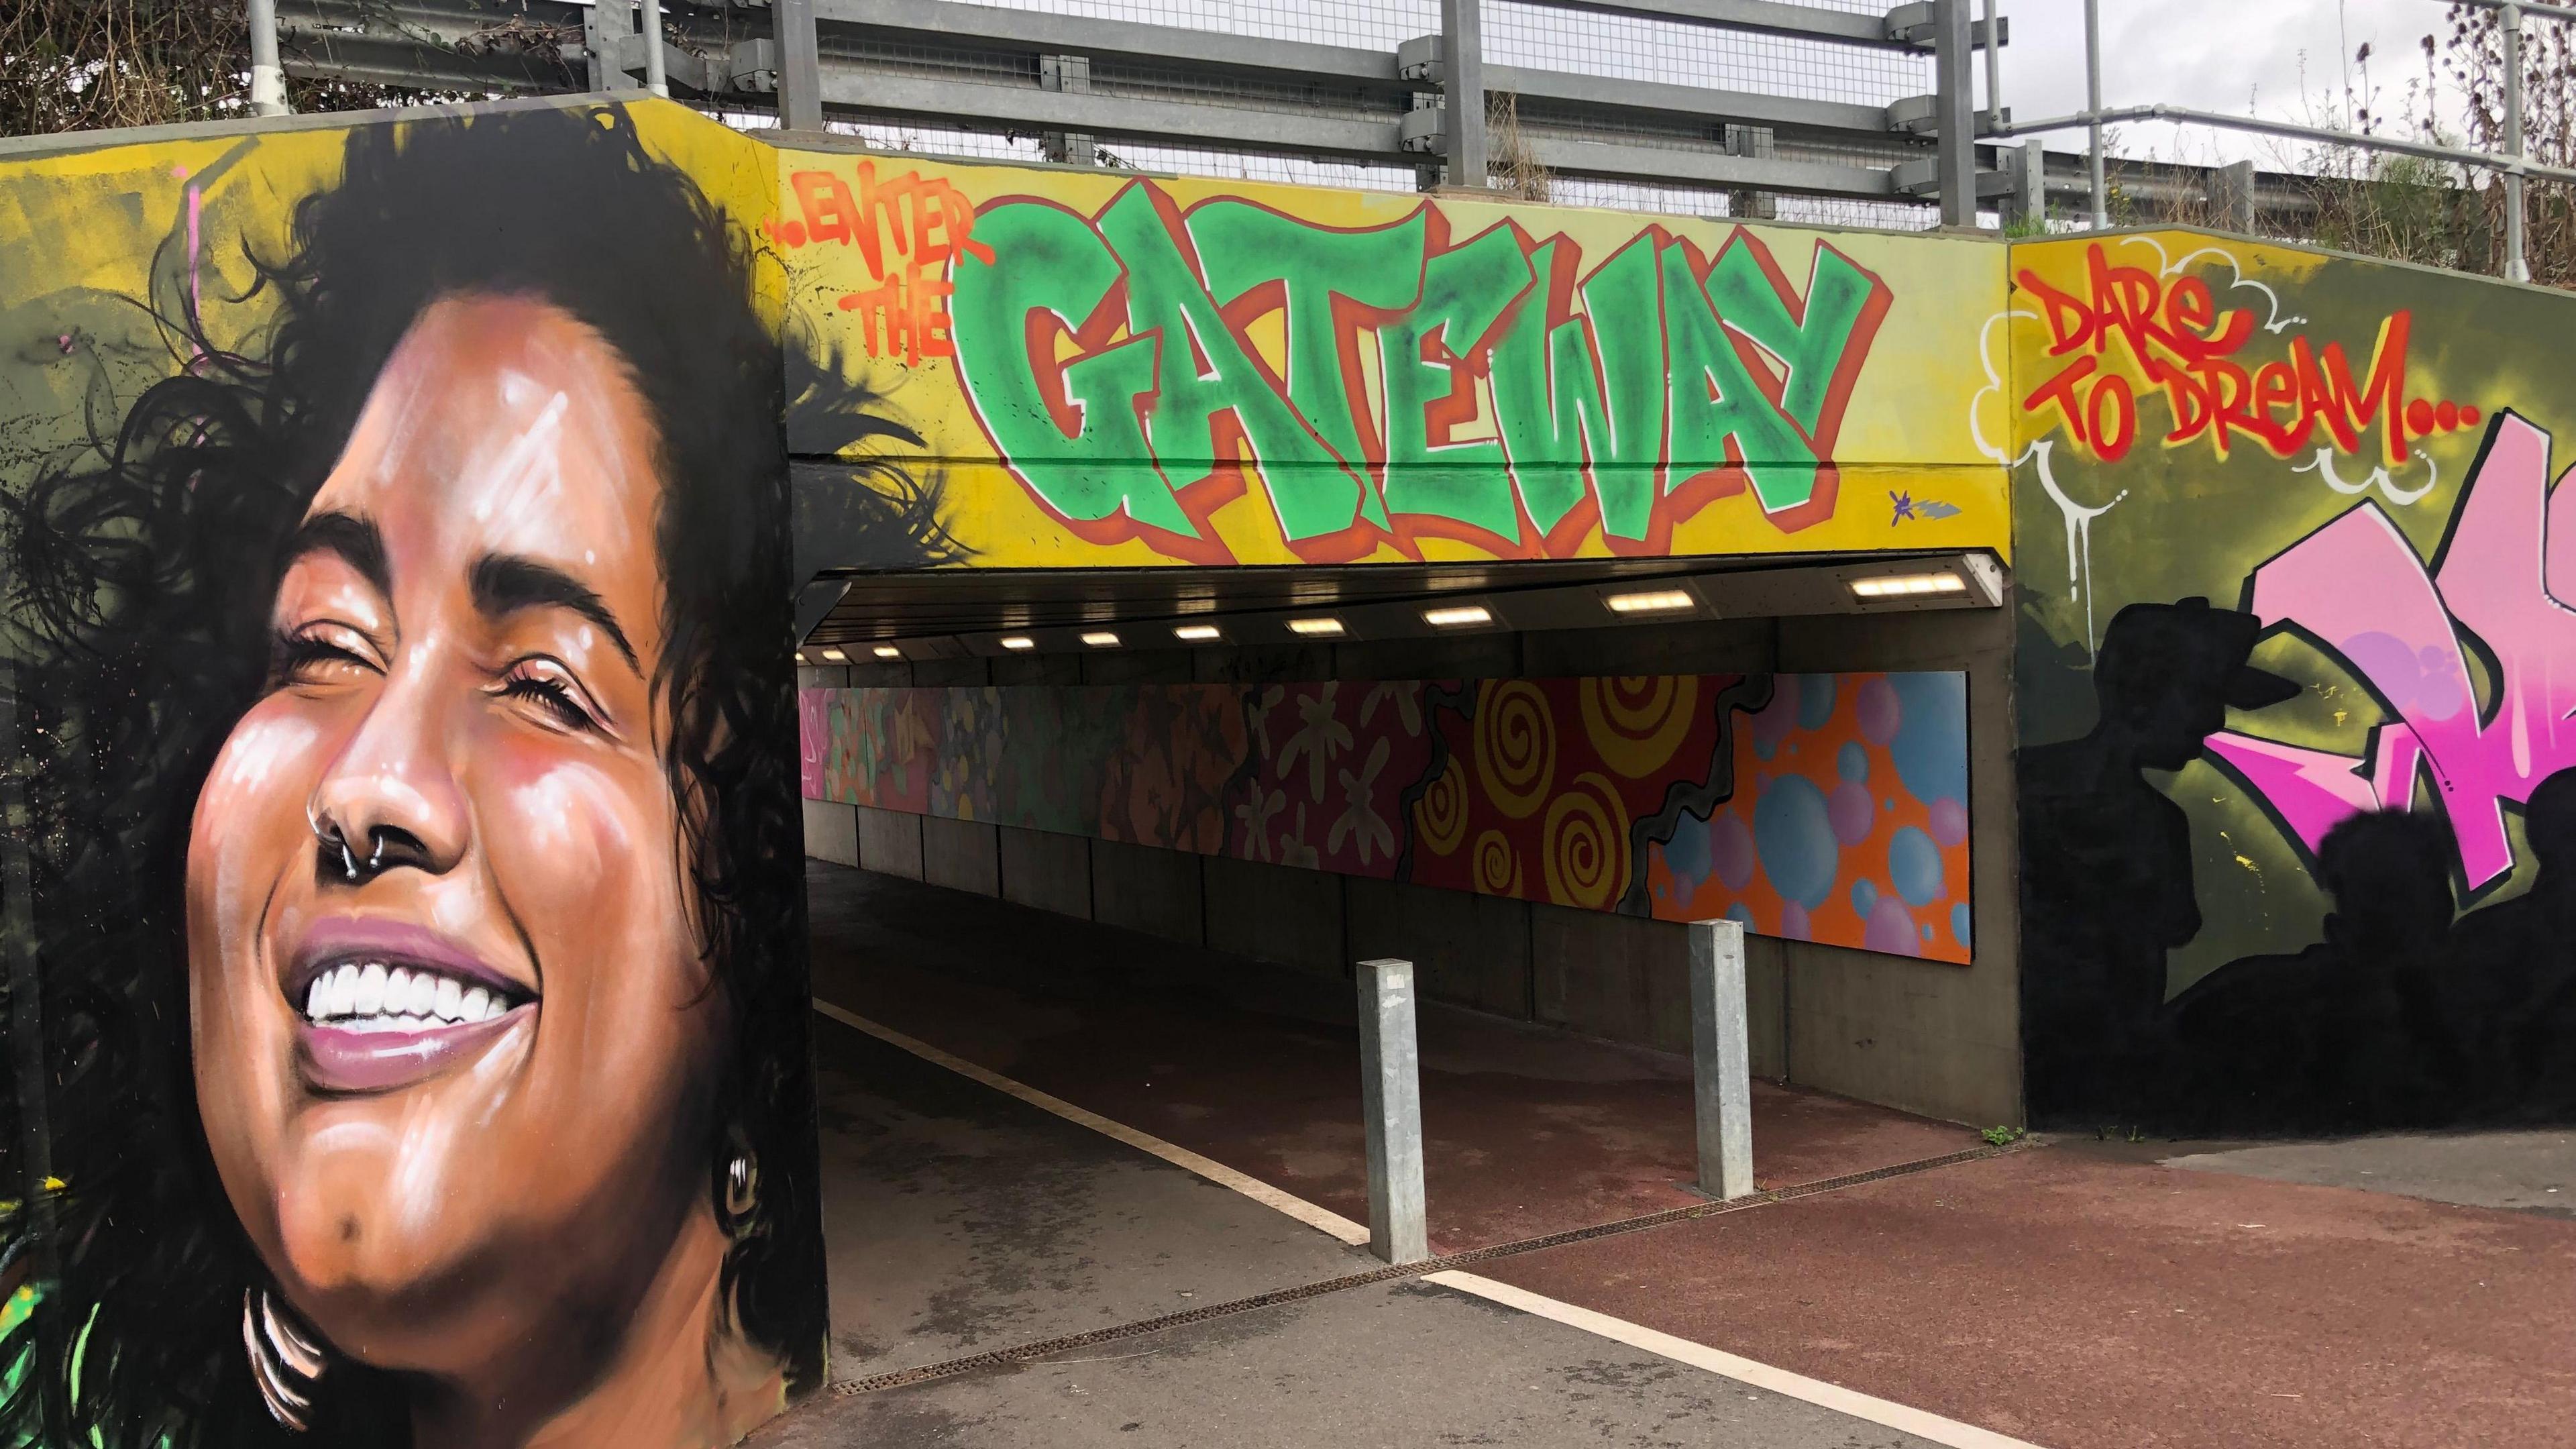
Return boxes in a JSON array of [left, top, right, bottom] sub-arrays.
[[308, 804, 384, 883]]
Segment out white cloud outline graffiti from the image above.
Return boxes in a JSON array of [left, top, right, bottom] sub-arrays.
[[2293, 445, 2438, 506], [2117, 235, 2307, 335]]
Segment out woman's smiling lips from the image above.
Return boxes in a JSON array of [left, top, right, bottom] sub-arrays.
[[286, 919, 536, 1093]]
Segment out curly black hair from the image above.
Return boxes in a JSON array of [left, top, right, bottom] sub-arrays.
[[0, 101, 940, 1446]]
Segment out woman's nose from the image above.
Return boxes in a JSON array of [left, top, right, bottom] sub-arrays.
[[307, 676, 470, 883]]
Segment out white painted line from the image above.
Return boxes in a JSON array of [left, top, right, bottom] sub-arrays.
[[812, 998, 1372, 1245], [813, 997, 2042, 1449], [1419, 1271, 2048, 1449]]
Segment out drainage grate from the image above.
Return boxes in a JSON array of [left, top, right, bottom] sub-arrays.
[[832, 1138, 2025, 1398]]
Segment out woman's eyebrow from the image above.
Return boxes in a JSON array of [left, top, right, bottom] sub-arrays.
[[281, 510, 391, 598], [469, 553, 643, 677]]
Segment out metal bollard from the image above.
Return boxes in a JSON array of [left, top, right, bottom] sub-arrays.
[[1356, 959, 1430, 1264], [1688, 920, 1756, 1201]]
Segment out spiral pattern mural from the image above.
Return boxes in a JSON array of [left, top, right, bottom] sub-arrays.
[[1541, 771, 1631, 911], [1472, 828, 1525, 897], [804, 668, 1970, 962], [1472, 680, 1557, 819], [1413, 755, 1470, 858], [1579, 674, 1698, 779]]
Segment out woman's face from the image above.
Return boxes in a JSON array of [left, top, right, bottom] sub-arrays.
[[186, 294, 722, 1371]]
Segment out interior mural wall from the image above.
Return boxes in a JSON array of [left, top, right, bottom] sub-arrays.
[[2005, 229, 2576, 1132], [767, 141, 2013, 569], [801, 673, 1975, 963], [0, 101, 832, 1448]]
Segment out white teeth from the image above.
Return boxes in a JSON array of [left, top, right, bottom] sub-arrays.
[[303, 959, 518, 1028], [352, 963, 388, 1016]]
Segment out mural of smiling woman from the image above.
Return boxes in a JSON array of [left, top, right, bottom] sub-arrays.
[[0, 105, 933, 1448]]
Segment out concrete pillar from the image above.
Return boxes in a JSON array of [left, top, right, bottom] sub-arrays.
[[1358, 959, 1430, 1264], [1690, 920, 1756, 1201]]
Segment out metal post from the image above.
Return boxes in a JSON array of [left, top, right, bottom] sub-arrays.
[[2085, 0, 2107, 227], [1933, 0, 1977, 227], [1688, 921, 1754, 1202], [1440, 0, 1488, 190], [1357, 959, 1430, 1265], [247, 0, 288, 116], [777, 0, 825, 132], [638, 0, 669, 97], [2506, 3, 2530, 282], [589, 0, 632, 93], [2001, 140, 2045, 231], [1982, 0, 2001, 138], [2210, 159, 2255, 233], [1040, 55, 1097, 167], [1723, 124, 1777, 221]]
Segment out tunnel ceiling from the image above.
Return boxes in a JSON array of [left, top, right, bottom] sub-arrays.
[[801, 551, 1999, 650]]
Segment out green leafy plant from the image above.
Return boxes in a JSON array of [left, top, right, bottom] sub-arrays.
[[1980, 1124, 2025, 1146]]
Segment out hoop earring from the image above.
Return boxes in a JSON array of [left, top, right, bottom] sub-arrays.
[[243, 1288, 325, 1432]]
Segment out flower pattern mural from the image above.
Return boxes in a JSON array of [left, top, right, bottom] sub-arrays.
[[803, 672, 1972, 962]]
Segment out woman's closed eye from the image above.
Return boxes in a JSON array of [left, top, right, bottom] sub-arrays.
[[494, 657, 607, 735], [271, 622, 382, 690]]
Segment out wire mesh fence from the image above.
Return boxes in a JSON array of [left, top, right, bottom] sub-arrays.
[[790, 0, 1941, 229]]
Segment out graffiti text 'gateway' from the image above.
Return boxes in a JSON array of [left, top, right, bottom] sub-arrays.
[[946, 180, 1892, 564]]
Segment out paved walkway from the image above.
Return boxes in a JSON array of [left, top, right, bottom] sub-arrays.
[[769, 1010, 1944, 1448], [780, 863, 2576, 1448]]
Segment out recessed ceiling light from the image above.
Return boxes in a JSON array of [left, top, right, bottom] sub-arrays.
[[999, 635, 1036, 651], [1422, 604, 1493, 628], [1605, 588, 1695, 614], [819, 647, 848, 662], [794, 651, 808, 664], [1173, 623, 1223, 642], [871, 644, 902, 659], [1851, 572, 1968, 600], [1081, 630, 1122, 647], [1287, 616, 1346, 637]]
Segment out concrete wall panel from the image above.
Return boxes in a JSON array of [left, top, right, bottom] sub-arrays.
[[921, 816, 1001, 897], [1347, 877, 1531, 1019], [855, 804, 924, 880], [802, 798, 859, 867], [999, 826, 1091, 919], [1203, 856, 1345, 979], [1091, 839, 1203, 943]]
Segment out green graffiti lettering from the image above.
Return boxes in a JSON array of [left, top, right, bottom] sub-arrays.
[[949, 201, 1191, 535], [1578, 234, 1672, 541], [1187, 201, 1425, 514], [949, 180, 1890, 559], [1377, 225, 1535, 539], [1493, 238, 1612, 535], [1705, 237, 1882, 437], [1662, 242, 1817, 515], [1097, 186, 1371, 543]]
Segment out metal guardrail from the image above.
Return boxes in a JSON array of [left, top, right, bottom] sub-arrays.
[[262, 0, 2322, 234]]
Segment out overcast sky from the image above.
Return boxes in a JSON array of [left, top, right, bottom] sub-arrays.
[[1996, 0, 2479, 167]]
